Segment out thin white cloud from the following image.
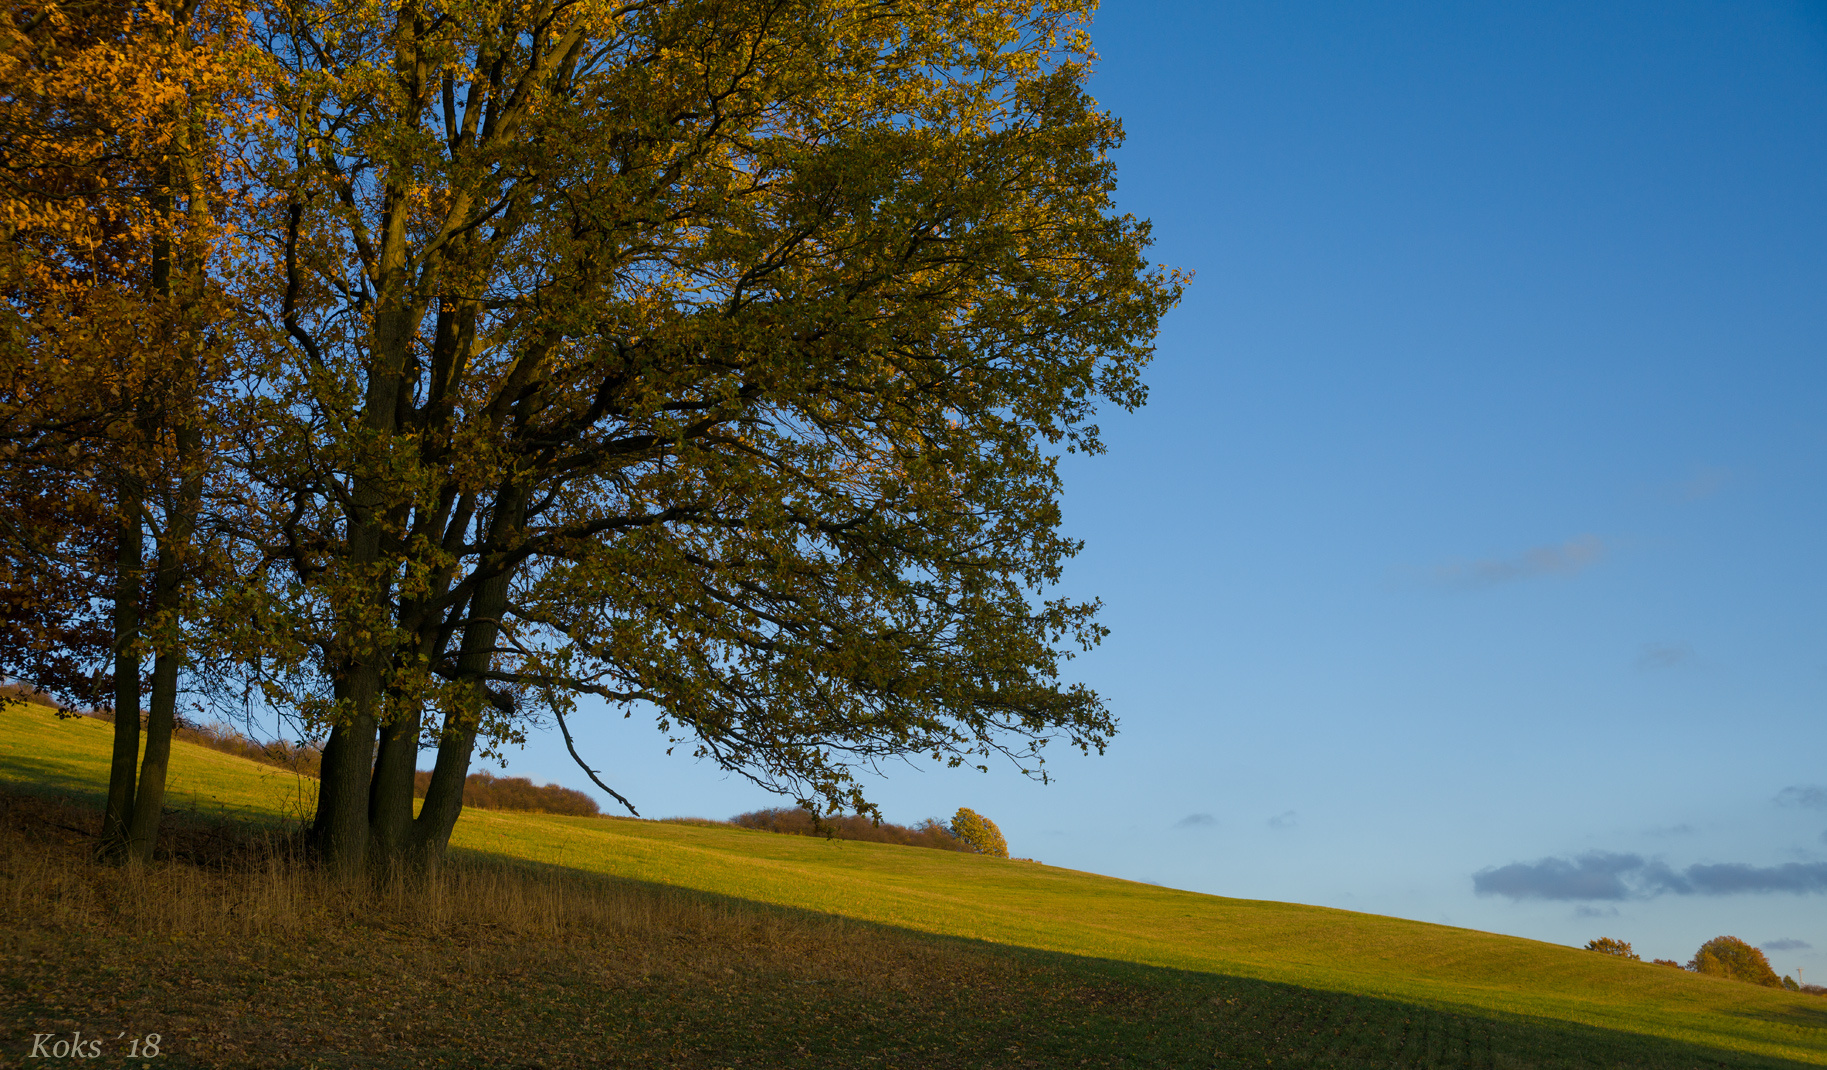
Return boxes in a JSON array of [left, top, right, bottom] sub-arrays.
[[1267, 810, 1299, 830], [1432, 535, 1605, 589]]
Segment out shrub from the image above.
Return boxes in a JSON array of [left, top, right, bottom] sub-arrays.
[[177, 721, 324, 777], [8, 695, 331, 777], [1583, 937, 1639, 960], [131, 717, 596, 815], [1688, 936, 1781, 987], [7, 694, 597, 815], [727, 807, 970, 852], [951, 807, 1009, 858], [1650, 959, 1686, 969], [412, 770, 599, 816], [0, 682, 57, 710]]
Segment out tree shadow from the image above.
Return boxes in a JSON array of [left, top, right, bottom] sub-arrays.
[[442, 843, 1827, 1070], [4, 774, 1819, 1070]]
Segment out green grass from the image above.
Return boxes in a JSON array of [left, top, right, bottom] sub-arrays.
[[4, 700, 1824, 1068]]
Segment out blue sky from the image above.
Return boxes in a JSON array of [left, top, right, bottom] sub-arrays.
[[494, 2, 1827, 975]]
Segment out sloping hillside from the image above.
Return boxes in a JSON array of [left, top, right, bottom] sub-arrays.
[[3, 701, 1823, 1067]]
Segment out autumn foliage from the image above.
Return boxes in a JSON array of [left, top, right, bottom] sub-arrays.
[[951, 807, 1010, 858], [728, 807, 968, 852], [1583, 937, 1639, 960], [167, 719, 597, 816], [1688, 936, 1781, 988], [174, 719, 598, 816], [411, 771, 597, 817], [1, 0, 260, 863]]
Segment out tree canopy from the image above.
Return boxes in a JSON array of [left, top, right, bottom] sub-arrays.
[[1689, 936, 1781, 988], [951, 807, 1009, 858], [1582, 938, 1638, 960], [2, 0, 1181, 875]]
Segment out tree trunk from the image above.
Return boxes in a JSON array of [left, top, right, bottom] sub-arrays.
[[304, 47, 433, 874], [98, 491, 142, 862], [125, 421, 199, 864], [311, 668, 380, 879], [408, 700, 477, 871], [366, 696, 420, 866], [409, 487, 524, 870], [126, 631, 179, 864], [299, 7, 468, 875], [309, 284, 413, 876]]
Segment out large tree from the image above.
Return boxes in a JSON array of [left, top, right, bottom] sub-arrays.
[[231, 0, 1180, 877], [0, 0, 254, 862]]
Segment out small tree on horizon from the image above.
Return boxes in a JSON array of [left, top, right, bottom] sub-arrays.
[[1584, 937, 1639, 960], [1689, 936, 1781, 987], [952, 807, 1009, 858]]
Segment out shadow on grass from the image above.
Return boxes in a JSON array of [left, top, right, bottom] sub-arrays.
[[1731, 999, 1827, 1033], [439, 845, 1823, 1070], [0, 765, 306, 851], [3, 776, 1819, 1070], [0, 755, 114, 801]]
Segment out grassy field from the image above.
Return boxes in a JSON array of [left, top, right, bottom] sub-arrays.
[[3, 700, 1824, 1068]]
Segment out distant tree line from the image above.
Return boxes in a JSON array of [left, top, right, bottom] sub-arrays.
[[711, 804, 1016, 858], [727, 807, 971, 852], [4, 687, 594, 815], [411, 771, 598, 818], [1586, 935, 1821, 994]]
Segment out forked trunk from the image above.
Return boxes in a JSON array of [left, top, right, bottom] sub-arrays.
[[408, 488, 524, 870], [307, 215, 414, 877]]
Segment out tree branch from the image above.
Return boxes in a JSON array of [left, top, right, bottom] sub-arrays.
[[552, 706, 639, 817]]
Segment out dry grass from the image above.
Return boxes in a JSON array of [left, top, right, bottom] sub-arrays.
[[0, 790, 1154, 1068], [0, 793, 657, 941], [2, 788, 1820, 1068], [0, 789, 955, 961]]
